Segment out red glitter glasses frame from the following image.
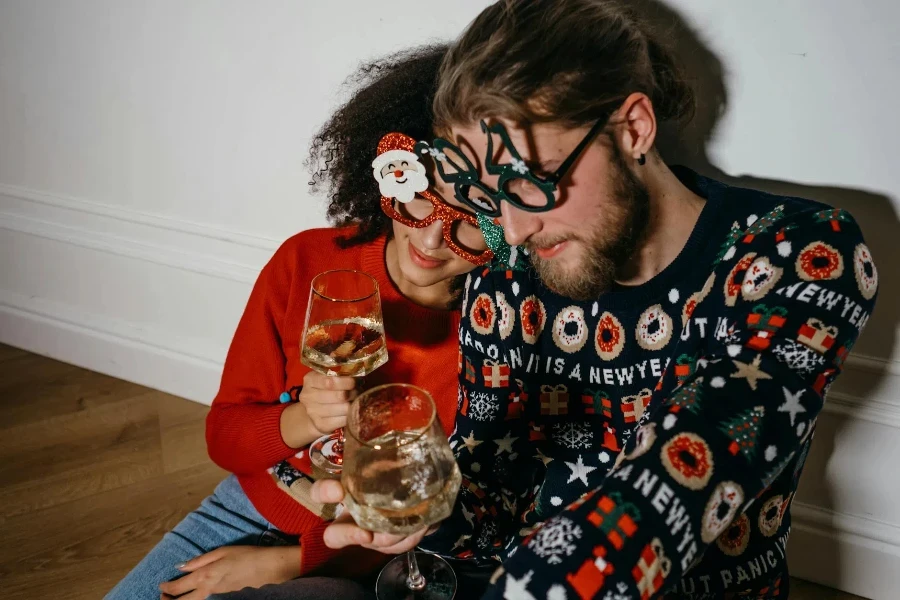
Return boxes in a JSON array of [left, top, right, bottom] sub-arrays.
[[380, 189, 494, 266]]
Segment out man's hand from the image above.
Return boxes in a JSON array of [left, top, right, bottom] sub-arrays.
[[280, 372, 356, 448], [311, 479, 432, 554], [158, 546, 301, 600]]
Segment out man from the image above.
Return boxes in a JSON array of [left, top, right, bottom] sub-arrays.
[[314, 1, 878, 598]]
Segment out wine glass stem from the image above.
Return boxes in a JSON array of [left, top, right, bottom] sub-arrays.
[[335, 375, 360, 456], [405, 550, 426, 591], [334, 427, 345, 455]]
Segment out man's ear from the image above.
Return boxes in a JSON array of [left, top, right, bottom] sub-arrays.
[[612, 92, 657, 163]]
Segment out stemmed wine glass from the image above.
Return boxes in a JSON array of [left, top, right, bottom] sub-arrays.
[[342, 384, 461, 600], [301, 270, 388, 476]]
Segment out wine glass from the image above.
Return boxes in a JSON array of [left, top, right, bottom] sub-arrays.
[[301, 270, 388, 476], [342, 384, 461, 600]]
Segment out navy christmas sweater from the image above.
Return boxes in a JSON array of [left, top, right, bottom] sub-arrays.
[[418, 169, 878, 599]]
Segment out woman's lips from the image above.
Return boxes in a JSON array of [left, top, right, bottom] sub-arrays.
[[408, 243, 446, 269]]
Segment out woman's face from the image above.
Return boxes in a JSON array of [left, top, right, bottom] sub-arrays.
[[390, 171, 488, 289]]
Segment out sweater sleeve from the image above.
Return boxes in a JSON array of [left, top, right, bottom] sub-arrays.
[[298, 520, 390, 577], [419, 272, 543, 562], [205, 244, 299, 475], [482, 208, 877, 599]]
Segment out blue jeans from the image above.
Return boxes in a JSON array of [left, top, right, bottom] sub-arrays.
[[210, 577, 373, 600], [106, 475, 297, 600]]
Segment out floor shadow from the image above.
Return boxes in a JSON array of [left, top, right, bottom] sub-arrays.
[[637, 0, 900, 591]]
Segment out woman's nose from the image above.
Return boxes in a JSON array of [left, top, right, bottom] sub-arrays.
[[420, 220, 445, 250]]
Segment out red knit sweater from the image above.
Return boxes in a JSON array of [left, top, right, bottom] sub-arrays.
[[206, 227, 461, 577]]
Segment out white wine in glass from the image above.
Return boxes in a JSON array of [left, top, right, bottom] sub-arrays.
[[344, 429, 461, 535], [301, 270, 388, 475], [342, 384, 460, 600], [301, 270, 387, 378], [302, 316, 387, 377]]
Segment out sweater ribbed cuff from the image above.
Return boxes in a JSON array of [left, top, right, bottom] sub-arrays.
[[298, 520, 337, 576], [207, 402, 295, 473], [255, 402, 296, 465]]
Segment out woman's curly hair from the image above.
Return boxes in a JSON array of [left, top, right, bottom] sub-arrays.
[[307, 44, 449, 248]]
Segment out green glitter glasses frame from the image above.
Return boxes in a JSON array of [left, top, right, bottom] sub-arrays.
[[415, 118, 607, 218]]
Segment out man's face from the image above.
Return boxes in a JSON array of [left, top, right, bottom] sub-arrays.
[[448, 120, 649, 299]]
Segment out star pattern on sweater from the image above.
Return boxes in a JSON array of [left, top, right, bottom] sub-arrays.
[[730, 354, 773, 390], [564, 455, 597, 486], [495, 431, 519, 454], [452, 533, 472, 551], [778, 386, 807, 426], [503, 570, 537, 600], [462, 505, 476, 528], [534, 448, 554, 466], [461, 430, 484, 454]]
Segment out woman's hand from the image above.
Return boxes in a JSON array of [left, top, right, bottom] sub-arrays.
[[299, 372, 357, 435], [311, 479, 433, 554], [158, 545, 302, 600], [280, 372, 357, 448]]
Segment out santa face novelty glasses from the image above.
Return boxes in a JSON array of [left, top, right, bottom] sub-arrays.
[[380, 190, 493, 266], [415, 118, 606, 218]]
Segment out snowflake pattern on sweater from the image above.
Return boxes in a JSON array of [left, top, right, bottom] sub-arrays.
[[418, 170, 878, 599]]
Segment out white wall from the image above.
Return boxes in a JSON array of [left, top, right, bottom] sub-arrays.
[[0, 0, 488, 399], [1, 1, 898, 598]]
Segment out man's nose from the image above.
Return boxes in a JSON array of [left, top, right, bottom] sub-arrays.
[[394, 170, 404, 178], [498, 204, 542, 247]]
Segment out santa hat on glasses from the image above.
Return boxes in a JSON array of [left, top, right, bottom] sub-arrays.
[[372, 132, 428, 203], [372, 133, 420, 169]]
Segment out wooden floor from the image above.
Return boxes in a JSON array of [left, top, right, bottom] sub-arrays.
[[0, 344, 867, 599]]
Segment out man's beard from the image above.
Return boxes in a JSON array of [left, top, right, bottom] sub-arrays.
[[527, 153, 650, 301]]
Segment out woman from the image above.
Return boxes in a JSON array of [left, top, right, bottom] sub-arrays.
[[105, 43, 490, 600]]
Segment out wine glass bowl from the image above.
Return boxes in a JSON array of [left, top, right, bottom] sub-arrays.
[[342, 384, 460, 535], [341, 384, 461, 600], [301, 270, 387, 377]]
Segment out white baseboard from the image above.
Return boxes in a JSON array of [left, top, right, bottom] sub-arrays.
[[0, 183, 278, 284], [790, 502, 900, 600], [0, 183, 272, 404], [0, 289, 222, 404]]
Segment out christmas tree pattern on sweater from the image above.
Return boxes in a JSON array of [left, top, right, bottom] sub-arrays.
[[418, 169, 878, 599]]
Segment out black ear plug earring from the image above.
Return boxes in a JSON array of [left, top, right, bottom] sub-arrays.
[[638, 153, 646, 166]]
